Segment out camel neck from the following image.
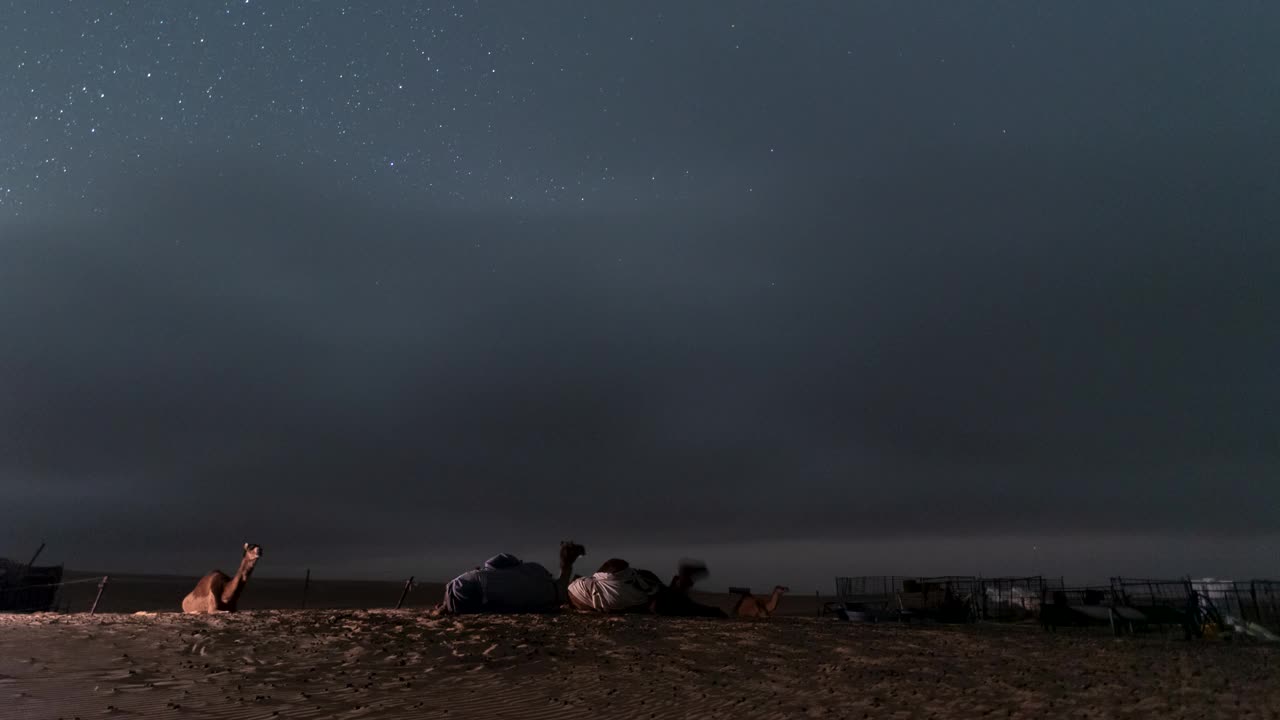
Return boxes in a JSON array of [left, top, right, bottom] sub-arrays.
[[221, 557, 256, 604]]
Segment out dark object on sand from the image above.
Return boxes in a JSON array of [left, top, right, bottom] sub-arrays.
[[0, 556, 64, 612], [824, 601, 878, 623]]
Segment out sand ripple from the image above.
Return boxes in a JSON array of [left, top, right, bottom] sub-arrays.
[[2, 610, 1278, 719]]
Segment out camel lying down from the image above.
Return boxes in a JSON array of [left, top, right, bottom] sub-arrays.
[[568, 558, 728, 617], [732, 585, 789, 618], [441, 541, 587, 614]]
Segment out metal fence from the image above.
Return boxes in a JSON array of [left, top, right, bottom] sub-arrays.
[[833, 576, 907, 605], [833, 575, 981, 622], [978, 576, 1048, 620], [1187, 579, 1280, 632], [1109, 577, 1198, 629], [0, 572, 442, 614], [835, 574, 1280, 635], [1041, 585, 1116, 607]]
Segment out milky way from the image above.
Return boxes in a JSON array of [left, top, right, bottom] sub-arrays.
[[1, 1, 815, 216]]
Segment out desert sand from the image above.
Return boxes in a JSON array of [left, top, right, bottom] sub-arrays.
[[3, 609, 1277, 720]]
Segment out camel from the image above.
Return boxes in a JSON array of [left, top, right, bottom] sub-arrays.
[[732, 585, 789, 618], [557, 540, 587, 590], [181, 543, 262, 614], [568, 558, 727, 617], [439, 540, 586, 614]]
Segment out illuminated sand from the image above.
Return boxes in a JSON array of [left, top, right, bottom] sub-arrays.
[[3, 611, 1278, 720]]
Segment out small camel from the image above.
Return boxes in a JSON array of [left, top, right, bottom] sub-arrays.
[[181, 543, 262, 614], [558, 540, 587, 588], [733, 585, 789, 618]]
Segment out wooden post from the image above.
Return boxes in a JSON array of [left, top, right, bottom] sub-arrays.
[[24, 541, 46, 570], [815, 590, 820, 617], [1250, 581, 1261, 624], [11, 541, 46, 599], [395, 576, 414, 609], [89, 575, 109, 615], [301, 569, 311, 609]]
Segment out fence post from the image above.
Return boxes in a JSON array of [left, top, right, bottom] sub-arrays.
[[89, 575, 109, 615], [396, 576, 414, 609], [815, 590, 820, 617], [1183, 577, 1200, 640], [24, 541, 46, 570], [301, 569, 311, 609], [1250, 581, 1261, 624]]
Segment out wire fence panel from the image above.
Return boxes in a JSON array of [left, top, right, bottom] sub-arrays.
[[832, 573, 1280, 633], [978, 577, 1047, 620], [834, 576, 981, 622], [2, 573, 444, 614], [1189, 579, 1280, 634], [834, 576, 907, 605]]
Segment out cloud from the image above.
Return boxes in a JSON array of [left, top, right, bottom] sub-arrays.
[[2, 143, 1278, 576]]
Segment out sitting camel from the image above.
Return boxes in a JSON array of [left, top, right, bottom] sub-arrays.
[[567, 558, 727, 618], [732, 585, 789, 618], [182, 543, 262, 614], [440, 540, 587, 614]]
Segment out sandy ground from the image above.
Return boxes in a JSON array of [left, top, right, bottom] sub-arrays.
[[2, 611, 1277, 720]]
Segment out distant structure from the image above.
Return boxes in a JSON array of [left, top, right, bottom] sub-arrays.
[[0, 554, 64, 612]]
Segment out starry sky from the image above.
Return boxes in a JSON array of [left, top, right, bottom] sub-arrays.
[[2, 2, 1279, 588]]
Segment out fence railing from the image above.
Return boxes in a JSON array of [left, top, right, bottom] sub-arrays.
[[0, 572, 441, 614], [834, 574, 1280, 635]]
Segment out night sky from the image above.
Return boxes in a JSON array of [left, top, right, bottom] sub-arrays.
[[3, 2, 1278, 588]]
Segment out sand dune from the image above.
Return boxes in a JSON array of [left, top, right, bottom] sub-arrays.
[[3, 609, 1277, 720]]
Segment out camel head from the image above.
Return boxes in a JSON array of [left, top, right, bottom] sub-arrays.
[[242, 543, 263, 565], [774, 585, 790, 594], [597, 558, 630, 574], [559, 540, 586, 566]]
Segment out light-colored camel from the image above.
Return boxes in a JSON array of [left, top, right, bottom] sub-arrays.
[[181, 543, 262, 614], [733, 585, 789, 618]]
